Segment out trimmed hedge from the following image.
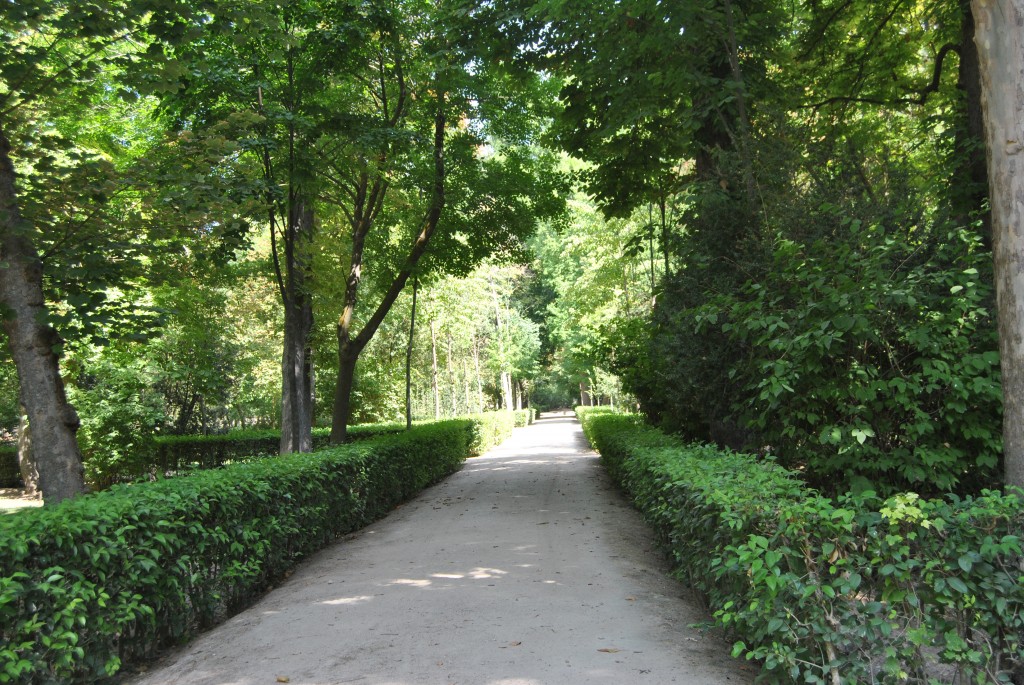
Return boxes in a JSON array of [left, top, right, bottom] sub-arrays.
[[0, 417, 507, 683], [512, 409, 532, 427], [578, 408, 1024, 684], [465, 411, 515, 455], [88, 423, 408, 487]]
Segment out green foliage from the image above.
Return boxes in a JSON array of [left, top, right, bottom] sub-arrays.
[[0, 420, 480, 683], [65, 346, 166, 490], [512, 409, 532, 427], [465, 411, 516, 456], [580, 411, 1024, 684], [81, 423, 407, 487], [692, 221, 1000, 495]]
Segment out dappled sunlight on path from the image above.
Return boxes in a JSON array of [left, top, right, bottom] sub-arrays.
[[129, 413, 751, 685]]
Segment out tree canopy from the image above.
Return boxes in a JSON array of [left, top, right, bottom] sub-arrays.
[[2, 0, 1021, 502]]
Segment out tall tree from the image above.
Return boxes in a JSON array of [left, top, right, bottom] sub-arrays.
[[0, 1, 178, 502], [972, 0, 1024, 490], [327, 1, 565, 441], [160, 0, 376, 453]]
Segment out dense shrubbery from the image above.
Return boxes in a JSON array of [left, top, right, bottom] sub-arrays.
[[578, 408, 1024, 684], [512, 409, 536, 427], [0, 416, 511, 683], [638, 222, 1000, 497], [465, 411, 516, 455]]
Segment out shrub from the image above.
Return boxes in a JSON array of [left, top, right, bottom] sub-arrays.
[[84, 423, 408, 487], [512, 409, 530, 427], [691, 222, 1001, 496], [464, 411, 515, 455], [0, 420, 480, 683], [580, 411, 1024, 684]]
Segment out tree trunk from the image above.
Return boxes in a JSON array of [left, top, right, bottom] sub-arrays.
[[332, 341, 359, 443], [17, 400, 38, 495], [446, 330, 458, 416], [430, 318, 441, 419], [472, 335, 484, 412], [406, 276, 418, 430], [972, 0, 1024, 490], [0, 126, 85, 505], [954, 0, 991, 248], [279, 200, 315, 454]]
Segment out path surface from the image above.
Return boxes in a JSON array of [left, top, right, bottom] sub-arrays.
[[130, 414, 752, 685]]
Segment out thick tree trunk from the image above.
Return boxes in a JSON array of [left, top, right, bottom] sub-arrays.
[[332, 341, 359, 443], [0, 128, 86, 504], [279, 300, 313, 452], [972, 0, 1024, 490], [279, 201, 315, 454]]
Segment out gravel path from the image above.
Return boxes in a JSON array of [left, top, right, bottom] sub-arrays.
[[129, 413, 753, 685]]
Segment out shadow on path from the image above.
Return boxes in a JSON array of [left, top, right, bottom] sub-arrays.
[[129, 416, 752, 685]]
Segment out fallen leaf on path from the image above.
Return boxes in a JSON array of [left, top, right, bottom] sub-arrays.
[[509, 641, 522, 646], [276, 678, 290, 683], [625, 596, 636, 601], [598, 648, 621, 653]]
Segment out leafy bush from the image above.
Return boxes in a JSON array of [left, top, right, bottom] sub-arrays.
[[465, 411, 515, 455], [579, 410, 1024, 684], [512, 409, 531, 427], [637, 220, 1000, 497], [0, 419, 482, 683], [65, 348, 167, 490], [702, 222, 1000, 495]]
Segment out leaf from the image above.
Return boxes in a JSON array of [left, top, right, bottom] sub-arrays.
[[598, 648, 621, 653], [947, 577, 969, 594]]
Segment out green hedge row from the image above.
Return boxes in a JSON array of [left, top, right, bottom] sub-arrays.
[[577, 408, 1024, 684], [512, 409, 537, 427], [0, 415, 509, 684], [87, 423, 407, 487], [465, 411, 515, 455]]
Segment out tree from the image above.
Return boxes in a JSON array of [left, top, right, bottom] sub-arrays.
[[327, 1, 565, 441], [0, 1, 158, 503], [972, 0, 1024, 490]]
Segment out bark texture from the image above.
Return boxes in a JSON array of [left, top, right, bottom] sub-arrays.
[[17, 401, 38, 495], [278, 199, 315, 454], [972, 0, 1024, 489], [0, 127, 85, 504]]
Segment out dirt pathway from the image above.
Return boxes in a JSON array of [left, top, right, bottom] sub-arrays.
[[129, 413, 752, 685]]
